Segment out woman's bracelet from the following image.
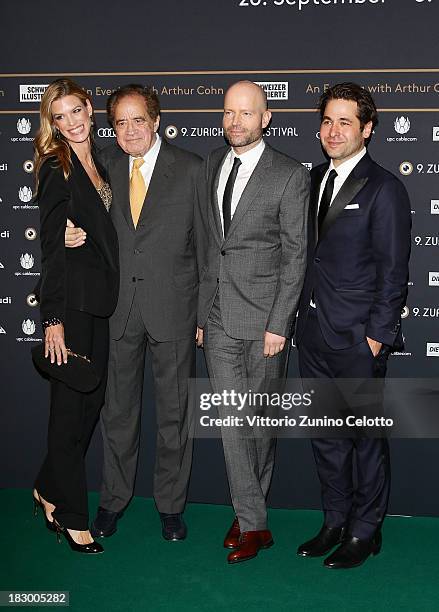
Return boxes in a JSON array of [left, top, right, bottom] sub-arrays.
[[42, 317, 63, 332]]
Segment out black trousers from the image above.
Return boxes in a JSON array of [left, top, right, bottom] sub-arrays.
[[298, 308, 391, 540], [35, 308, 109, 530]]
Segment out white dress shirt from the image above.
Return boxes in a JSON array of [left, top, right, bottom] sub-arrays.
[[129, 134, 162, 185], [217, 139, 266, 231], [317, 147, 367, 211]]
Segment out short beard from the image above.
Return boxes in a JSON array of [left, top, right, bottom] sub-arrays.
[[225, 128, 262, 149]]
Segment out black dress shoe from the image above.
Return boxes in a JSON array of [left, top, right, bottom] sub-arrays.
[[90, 507, 123, 538], [160, 513, 187, 541], [297, 524, 346, 557], [324, 531, 382, 569]]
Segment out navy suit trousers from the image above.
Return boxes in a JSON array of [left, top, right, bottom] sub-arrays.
[[298, 308, 391, 540]]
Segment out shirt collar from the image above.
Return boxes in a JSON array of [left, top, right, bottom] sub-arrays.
[[329, 147, 367, 181], [230, 138, 265, 166], [130, 134, 162, 167]]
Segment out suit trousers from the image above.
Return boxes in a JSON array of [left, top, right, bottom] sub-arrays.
[[298, 307, 391, 539], [35, 308, 109, 530], [99, 290, 195, 514], [203, 294, 289, 532]]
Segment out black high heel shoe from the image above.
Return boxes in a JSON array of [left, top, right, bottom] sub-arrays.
[[54, 522, 104, 554], [33, 493, 56, 533]]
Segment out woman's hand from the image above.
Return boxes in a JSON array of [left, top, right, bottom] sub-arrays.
[[45, 323, 68, 365], [196, 327, 204, 348], [65, 218, 86, 248]]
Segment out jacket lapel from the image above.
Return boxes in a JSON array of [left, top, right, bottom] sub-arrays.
[[318, 154, 370, 243], [69, 149, 118, 267], [210, 148, 229, 244], [110, 151, 133, 230], [137, 139, 175, 225], [310, 164, 327, 245], [71, 149, 113, 223], [223, 145, 273, 245]]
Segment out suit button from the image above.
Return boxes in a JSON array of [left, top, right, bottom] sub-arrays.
[[314, 257, 320, 263], [221, 250, 226, 256], [217, 278, 219, 283], [132, 277, 136, 282]]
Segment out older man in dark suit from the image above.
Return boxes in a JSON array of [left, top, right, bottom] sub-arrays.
[[197, 81, 310, 564], [66, 85, 206, 541], [295, 83, 411, 569]]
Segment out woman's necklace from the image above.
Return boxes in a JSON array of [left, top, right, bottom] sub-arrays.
[[89, 155, 103, 190], [88, 155, 112, 211]]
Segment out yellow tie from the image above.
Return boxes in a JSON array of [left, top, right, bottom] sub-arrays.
[[130, 158, 147, 227]]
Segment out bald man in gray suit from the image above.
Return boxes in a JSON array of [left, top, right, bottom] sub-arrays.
[[197, 81, 309, 564]]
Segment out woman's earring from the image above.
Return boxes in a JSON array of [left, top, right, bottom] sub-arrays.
[[89, 114, 94, 127]]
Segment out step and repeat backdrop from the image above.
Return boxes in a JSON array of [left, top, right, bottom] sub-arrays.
[[1, 0, 438, 514]]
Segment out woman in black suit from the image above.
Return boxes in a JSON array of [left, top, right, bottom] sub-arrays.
[[32, 79, 119, 554]]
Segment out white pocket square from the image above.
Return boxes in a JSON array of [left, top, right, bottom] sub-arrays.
[[344, 203, 359, 210]]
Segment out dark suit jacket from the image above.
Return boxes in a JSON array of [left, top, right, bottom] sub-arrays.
[[38, 150, 119, 323], [296, 152, 412, 350], [197, 143, 310, 340], [100, 139, 206, 342]]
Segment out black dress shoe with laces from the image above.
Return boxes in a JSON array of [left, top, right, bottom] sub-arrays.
[[90, 507, 124, 538], [324, 531, 382, 569], [297, 524, 346, 557], [160, 513, 187, 541]]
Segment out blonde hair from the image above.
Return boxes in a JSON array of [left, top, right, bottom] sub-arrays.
[[34, 78, 94, 186]]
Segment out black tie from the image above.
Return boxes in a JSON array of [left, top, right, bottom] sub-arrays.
[[222, 157, 242, 238], [318, 169, 338, 235]]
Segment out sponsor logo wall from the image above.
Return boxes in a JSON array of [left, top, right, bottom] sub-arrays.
[[1, 70, 437, 376], [1, 0, 439, 513]]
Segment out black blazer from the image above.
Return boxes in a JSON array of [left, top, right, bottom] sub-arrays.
[[38, 149, 119, 323], [296, 152, 411, 350]]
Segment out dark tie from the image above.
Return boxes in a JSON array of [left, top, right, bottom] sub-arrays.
[[317, 169, 338, 235], [222, 157, 242, 238]]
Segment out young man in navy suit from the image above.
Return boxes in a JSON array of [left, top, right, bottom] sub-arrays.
[[295, 83, 411, 569]]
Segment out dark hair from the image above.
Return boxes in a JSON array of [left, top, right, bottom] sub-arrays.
[[318, 82, 378, 134], [107, 84, 160, 125]]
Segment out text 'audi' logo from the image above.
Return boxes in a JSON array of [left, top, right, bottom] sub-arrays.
[[97, 128, 116, 138]]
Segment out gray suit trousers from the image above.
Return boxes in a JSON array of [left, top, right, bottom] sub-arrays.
[[203, 294, 289, 532], [99, 291, 195, 514]]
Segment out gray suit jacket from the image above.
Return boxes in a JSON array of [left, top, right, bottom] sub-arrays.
[[197, 143, 310, 340], [100, 140, 206, 342]]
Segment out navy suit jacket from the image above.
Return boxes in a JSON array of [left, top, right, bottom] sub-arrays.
[[296, 152, 411, 350]]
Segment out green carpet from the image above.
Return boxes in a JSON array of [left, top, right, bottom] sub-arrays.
[[1, 489, 438, 611]]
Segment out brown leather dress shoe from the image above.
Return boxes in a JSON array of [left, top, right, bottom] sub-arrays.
[[224, 518, 241, 549], [227, 530, 274, 564]]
